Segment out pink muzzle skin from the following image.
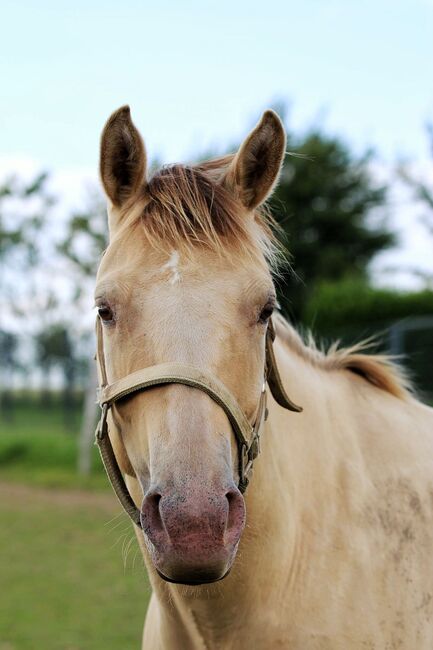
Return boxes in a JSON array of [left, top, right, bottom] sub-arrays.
[[140, 484, 246, 585]]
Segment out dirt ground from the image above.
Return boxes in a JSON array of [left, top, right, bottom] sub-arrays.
[[0, 480, 119, 512]]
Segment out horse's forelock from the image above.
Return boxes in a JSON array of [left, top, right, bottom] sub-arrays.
[[116, 159, 281, 268]]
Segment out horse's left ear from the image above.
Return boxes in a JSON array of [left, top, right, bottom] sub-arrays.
[[223, 110, 286, 210]]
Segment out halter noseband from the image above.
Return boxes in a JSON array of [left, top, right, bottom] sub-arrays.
[[95, 317, 302, 528]]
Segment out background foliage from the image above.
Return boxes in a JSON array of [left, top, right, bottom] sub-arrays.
[[271, 129, 393, 320]]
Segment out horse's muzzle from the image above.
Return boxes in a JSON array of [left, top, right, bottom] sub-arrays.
[[140, 484, 246, 585]]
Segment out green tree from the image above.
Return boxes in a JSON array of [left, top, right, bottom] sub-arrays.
[[270, 128, 393, 320], [0, 172, 53, 273], [0, 330, 19, 421], [57, 190, 107, 295], [57, 190, 108, 467], [35, 323, 80, 429], [0, 172, 54, 412], [399, 124, 433, 286]]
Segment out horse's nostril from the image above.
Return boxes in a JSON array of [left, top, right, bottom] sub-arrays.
[[141, 491, 163, 534], [225, 488, 246, 537], [225, 489, 237, 510], [142, 485, 245, 553]]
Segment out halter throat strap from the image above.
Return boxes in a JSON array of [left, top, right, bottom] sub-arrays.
[[94, 317, 301, 527]]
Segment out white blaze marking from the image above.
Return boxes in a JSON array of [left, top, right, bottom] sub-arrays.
[[162, 250, 181, 285]]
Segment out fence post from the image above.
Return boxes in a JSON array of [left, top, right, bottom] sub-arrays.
[[78, 361, 98, 475]]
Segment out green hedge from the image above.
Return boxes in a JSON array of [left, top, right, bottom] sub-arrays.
[[303, 278, 433, 330], [301, 278, 433, 398]]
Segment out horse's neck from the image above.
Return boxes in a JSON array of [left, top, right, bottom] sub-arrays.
[[146, 339, 353, 645]]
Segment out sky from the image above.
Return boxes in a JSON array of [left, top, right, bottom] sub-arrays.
[[2, 0, 433, 287]]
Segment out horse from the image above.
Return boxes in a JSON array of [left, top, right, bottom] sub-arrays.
[[94, 106, 433, 649]]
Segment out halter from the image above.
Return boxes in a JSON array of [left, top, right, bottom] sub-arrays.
[[95, 317, 302, 528]]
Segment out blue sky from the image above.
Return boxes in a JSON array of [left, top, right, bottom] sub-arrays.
[[1, 0, 433, 288], [2, 0, 432, 168]]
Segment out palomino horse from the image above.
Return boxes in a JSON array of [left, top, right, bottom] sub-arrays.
[[95, 106, 433, 649]]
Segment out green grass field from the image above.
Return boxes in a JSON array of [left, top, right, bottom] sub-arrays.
[[0, 483, 151, 650], [0, 399, 106, 490], [0, 401, 151, 650]]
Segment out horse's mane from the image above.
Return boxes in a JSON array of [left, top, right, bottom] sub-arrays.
[[273, 313, 413, 400], [121, 158, 281, 268]]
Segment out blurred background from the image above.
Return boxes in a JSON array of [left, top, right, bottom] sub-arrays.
[[1, 1, 432, 648]]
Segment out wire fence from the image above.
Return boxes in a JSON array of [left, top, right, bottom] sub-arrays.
[[315, 315, 433, 402]]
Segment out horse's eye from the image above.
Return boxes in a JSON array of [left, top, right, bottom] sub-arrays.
[[98, 305, 114, 323], [258, 302, 275, 324]]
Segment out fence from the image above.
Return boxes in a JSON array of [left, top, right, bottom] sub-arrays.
[[313, 315, 433, 402]]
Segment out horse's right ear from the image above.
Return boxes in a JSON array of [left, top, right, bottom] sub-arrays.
[[100, 106, 147, 210]]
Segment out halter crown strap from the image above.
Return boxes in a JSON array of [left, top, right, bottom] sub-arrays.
[[94, 317, 301, 527]]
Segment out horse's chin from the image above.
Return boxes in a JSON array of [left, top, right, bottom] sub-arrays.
[[155, 566, 232, 586], [149, 542, 239, 586]]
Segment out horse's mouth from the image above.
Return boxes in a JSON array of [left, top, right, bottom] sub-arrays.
[[155, 566, 232, 586]]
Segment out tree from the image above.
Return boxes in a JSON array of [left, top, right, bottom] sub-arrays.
[[57, 190, 108, 469], [269, 128, 393, 321], [0, 172, 54, 298], [35, 323, 80, 429], [399, 124, 433, 286], [57, 189, 107, 292], [0, 330, 19, 421], [0, 172, 54, 411], [0, 172, 52, 262]]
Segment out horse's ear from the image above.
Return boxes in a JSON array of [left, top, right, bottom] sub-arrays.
[[223, 110, 286, 210], [100, 106, 146, 209]]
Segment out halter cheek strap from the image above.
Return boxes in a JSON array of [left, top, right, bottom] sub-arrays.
[[95, 317, 302, 527]]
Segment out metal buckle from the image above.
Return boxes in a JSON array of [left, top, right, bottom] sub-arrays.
[[238, 441, 250, 491], [95, 403, 109, 441]]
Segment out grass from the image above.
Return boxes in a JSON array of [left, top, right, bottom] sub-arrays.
[[0, 399, 152, 648], [0, 484, 151, 650], [0, 400, 107, 490]]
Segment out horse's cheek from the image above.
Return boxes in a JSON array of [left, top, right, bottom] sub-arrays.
[[110, 427, 135, 476]]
